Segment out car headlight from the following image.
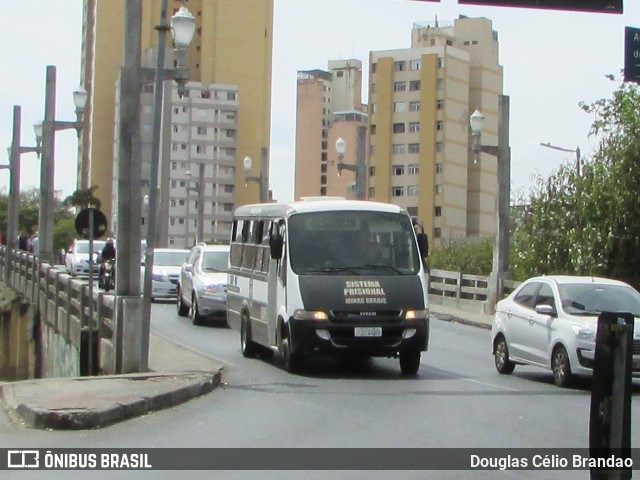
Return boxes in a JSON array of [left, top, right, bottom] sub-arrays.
[[293, 310, 328, 321], [203, 284, 224, 295], [571, 324, 596, 343], [152, 273, 167, 282], [405, 309, 429, 320]]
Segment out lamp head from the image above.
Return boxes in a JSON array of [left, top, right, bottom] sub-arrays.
[[73, 86, 88, 113], [171, 5, 196, 49], [185, 170, 192, 181], [469, 109, 484, 134], [33, 122, 43, 143], [335, 137, 346, 156], [243, 156, 252, 173]]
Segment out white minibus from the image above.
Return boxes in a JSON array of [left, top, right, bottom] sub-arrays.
[[227, 199, 430, 374]]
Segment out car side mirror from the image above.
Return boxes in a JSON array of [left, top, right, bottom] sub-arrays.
[[270, 232, 283, 260], [184, 264, 193, 273], [416, 233, 429, 259], [535, 304, 557, 317]]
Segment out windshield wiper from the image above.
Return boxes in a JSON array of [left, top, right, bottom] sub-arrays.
[[303, 266, 361, 275], [353, 264, 404, 274]]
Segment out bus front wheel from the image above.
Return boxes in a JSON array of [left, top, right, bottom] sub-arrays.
[[241, 314, 259, 358], [399, 350, 421, 375], [281, 327, 302, 374]]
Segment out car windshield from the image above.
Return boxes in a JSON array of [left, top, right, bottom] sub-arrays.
[[202, 251, 229, 272], [75, 241, 105, 254], [559, 283, 640, 316], [154, 251, 188, 267], [288, 211, 421, 275]]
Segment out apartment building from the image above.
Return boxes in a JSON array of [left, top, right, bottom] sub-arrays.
[[295, 59, 367, 199], [80, 0, 273, 233], [369, 16, 503, 244]]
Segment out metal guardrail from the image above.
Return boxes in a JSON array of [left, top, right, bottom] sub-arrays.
[[0, 246, 117, 378]]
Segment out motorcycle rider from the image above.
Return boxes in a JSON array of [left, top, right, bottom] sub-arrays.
[[99, 238, 116, 282]]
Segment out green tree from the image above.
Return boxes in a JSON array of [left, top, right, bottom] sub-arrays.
[[429, 237, 493, 275], [513, 79, 640, 288], [63, 186, 101, 210]]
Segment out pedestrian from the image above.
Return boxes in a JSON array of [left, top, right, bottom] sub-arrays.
[[30, 231, 40, 256], [17, 230, 29, 251]]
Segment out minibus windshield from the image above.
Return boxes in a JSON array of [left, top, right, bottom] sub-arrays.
[[288, 211, 421, 275]]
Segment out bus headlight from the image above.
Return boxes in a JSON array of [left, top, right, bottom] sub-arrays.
[[405, 309, 429, 320], [293, 310, 328, 321]]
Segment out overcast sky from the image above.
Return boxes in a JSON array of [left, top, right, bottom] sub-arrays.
[[1, 0, 638, 204]]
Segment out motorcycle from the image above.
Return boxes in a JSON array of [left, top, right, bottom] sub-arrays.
[[99, 259, 116, 292]]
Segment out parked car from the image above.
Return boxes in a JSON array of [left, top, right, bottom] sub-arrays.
[[142, 248, 189, 301], [177, 243, 230, 325], [492, 275, 640, 387], [65, 239, 106, 277]]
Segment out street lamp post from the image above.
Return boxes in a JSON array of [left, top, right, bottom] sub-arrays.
[[243, 148, 269, 203], [469, 95, 511, 312], [5, 106, 41, 284], [540, 142, 581, 176], [335, 126, 367, 200], [184, 167, 203, 245], [140, 0, 196, 372], [35, 65, 87, 265]]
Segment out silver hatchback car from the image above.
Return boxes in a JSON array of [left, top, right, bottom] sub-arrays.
[[492, 275, 640, 387], [176, 243, 230, 325]]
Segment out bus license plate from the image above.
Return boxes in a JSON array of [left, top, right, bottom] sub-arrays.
[[354, 327, 382, 337]]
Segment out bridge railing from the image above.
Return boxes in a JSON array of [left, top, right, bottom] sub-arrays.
[[0, 246, 117, 380]]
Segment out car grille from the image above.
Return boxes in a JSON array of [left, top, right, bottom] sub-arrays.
[[330, 310, 403, 325]]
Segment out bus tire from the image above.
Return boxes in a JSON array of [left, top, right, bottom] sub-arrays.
[[241, 314, 259, 358], [281, 328, 302, 374], [399, 350, 421, 375]]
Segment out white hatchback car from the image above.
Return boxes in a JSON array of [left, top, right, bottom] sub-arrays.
[[492, 275, 640, 387], [65, 239, 106, 277]]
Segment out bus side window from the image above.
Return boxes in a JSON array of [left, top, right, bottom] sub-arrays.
[[259, 220, 271, 273], [230, 220, 243, 268], [241, 220, 257, 270]]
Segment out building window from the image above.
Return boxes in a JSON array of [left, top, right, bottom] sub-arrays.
[[181, 144, 187, 150], [408, 163, 419, 174], [410, 59, 421, 71], [393, 123, 405, 134], [371, 63, 377, 73], [394, 61, 406, 72], [393, 165, 405, 176], [393, 81, 406, 92], [436, 142, 444, 153], [434, 227, 442, 238], [408, 144, 419, 154], [224, 185, 234, 193], [171, 161, 177, 170], [171, 180, 177, 188], [368, 187, 375, 197], [393, 102, 406, 112], [437, 99, 444, 110], [392, 144, 405, 155], [171, 143, 178, 152], [438, 57, 446, 68], [407, 185, 418, 196], [369, 167, 375, 177], [435, 184, 443, 194], [435, 206, 442, 217], [170, 218, 175, 226], [197, 126, 207, 135], [143, 84, 154, 94], [392, 186, 404, 197], [436, 163, 443, 173], [172, 125, 179, 133], [371, 83, 377, 94], [371, 103, 377, 113], [437, 78, 444, 90], [409, 101, 420, 112], [227, 92, 237, 101], [436, 121, 444, 131], [409, 80, 421, 91], [370, 124, 377, 135], [336, 70, 344, 77], [370, 145, 376, 156], [226, 129, 236, 138], [409, 122, 420, 133], [196, 145, 206, 154]]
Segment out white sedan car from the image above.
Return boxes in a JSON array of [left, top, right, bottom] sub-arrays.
[[65, 239, 106, 277], [142, 248, 189, 301], [492, 275, 640, 387]]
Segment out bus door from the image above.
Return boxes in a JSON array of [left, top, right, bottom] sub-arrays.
[[267, 219, 285, 346]]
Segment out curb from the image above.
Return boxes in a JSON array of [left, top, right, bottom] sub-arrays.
[[0, 370, 222, 430]]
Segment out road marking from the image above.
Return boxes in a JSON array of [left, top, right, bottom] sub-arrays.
[[462, 377, 519, 391]]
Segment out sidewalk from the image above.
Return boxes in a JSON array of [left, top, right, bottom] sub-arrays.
[[0, 305, 490, 430]]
